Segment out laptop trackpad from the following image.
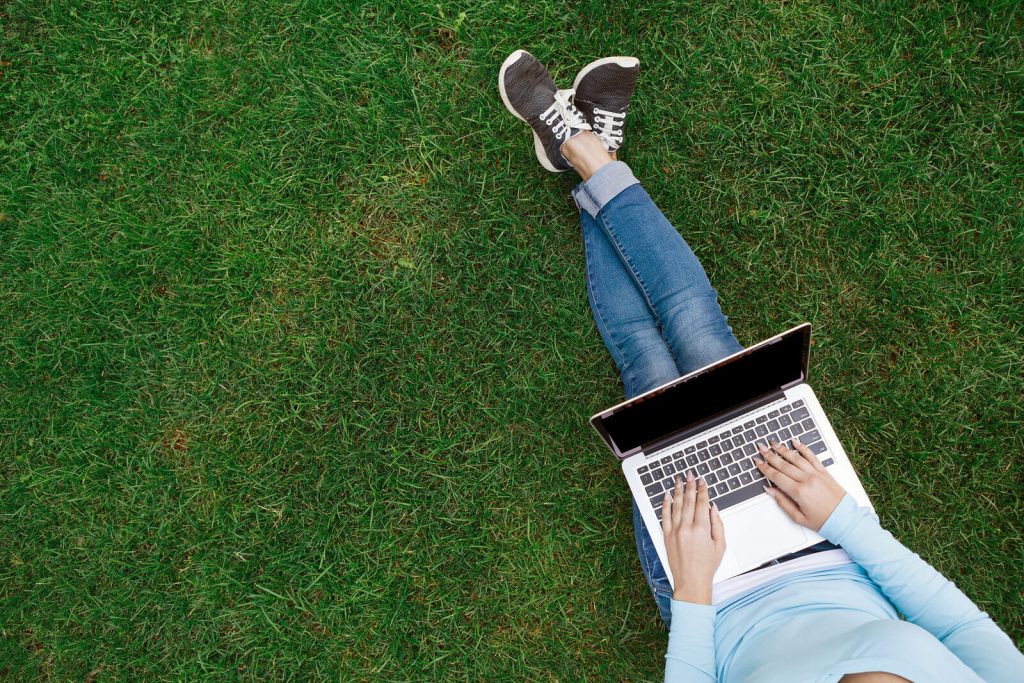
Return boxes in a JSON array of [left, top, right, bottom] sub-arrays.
[[728, 499, 808, 567]]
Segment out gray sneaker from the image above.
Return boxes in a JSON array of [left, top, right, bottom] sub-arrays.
[[498, 50, 592, 172], [572, 56, 640, 152]]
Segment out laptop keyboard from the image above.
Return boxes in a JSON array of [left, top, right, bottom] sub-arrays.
[[636, 399, 835, 520]]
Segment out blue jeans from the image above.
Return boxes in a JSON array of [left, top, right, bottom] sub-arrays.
[[574, 162, 744, 625]]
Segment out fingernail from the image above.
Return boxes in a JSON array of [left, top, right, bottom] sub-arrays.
[[698, 477, 706, 486], [757, 444, 767, 452], [793, 436, 802, 444], [686, 471, 694, 481], [753, 456, 764, 464], [762, 485, 775, 497]]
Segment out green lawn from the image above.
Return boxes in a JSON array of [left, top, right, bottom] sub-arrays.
[[2, 0, 1022, 679]]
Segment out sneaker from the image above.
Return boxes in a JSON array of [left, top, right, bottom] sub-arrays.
[[498, 50, 592, 172], [572, 56, 640, 152]]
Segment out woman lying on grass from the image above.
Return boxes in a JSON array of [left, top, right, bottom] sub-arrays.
[[497, 50, 1024, 683]]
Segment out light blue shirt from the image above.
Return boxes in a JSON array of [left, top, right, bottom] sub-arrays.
[[665, 495, 1024, 682]]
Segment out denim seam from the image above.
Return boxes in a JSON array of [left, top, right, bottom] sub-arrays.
[[582, 185, 600, 219], [641, 520, 672, 625], [638, 518, 671, 593], [578, 162, 640, 217], [583, 224, 637, 394], [596, 198, 661, 334], [642, 551, 662, 594], [639, 536, 660, 600], [572, 184, 599, 218], [583, 184, 600, 217], [637, 524, 654, 578]]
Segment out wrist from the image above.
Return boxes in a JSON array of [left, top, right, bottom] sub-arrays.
[[818, 493, 857, 541], [672, 580, 713, 605]]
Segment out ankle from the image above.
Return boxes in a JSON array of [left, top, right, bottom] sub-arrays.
[[561, 131, 613, 181]]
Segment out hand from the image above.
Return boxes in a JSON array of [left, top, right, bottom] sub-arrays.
[[754, 437, 847, 531], [662, 472, 726, 605]]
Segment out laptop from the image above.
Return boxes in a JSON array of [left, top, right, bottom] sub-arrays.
[[590, 323, 873, 585]]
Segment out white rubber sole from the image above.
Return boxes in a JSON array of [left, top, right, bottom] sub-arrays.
[[572, 55, 640, 92], [498, 50, 563, 173]]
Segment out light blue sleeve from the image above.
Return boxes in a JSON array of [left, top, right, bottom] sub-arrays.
[[819, 494, 1024, 683], [664, 600, 717, 682]]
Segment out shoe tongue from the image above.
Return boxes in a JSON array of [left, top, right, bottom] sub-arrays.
[[553, 89, 591, 133]]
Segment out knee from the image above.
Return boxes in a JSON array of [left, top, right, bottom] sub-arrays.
[[661, 284, 727, 328], [624, 352, 679, 397], [615, 330, 679, 398], [661, 299, 742, 371]]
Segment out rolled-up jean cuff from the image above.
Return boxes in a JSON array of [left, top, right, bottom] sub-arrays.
[[571, 161, 640, 218]]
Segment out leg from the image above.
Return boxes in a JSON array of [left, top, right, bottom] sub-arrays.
[[566, 134, 743, 375], [633, 501, 673, 624], [580, 202, 679, 624], [582, 209, 679, 398], [567, 134, 742, 627], [497, 61, 735, 623]]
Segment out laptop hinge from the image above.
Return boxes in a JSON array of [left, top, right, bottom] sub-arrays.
[[640, 388, 789, 459]]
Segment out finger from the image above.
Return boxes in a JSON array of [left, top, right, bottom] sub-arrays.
[[661, 490, 673, 534], [792, 436, 826, 471], [710, 502, 726, 545], [758, 443, 807, 482], [763, 484, 806, 525], [671, 476, 685, 527], [682, 471, 697, 525], [772, 439, 816, 474], [695, 479, 711, 528], [754, 453, 799, 493], [770, 440, 812, 477]]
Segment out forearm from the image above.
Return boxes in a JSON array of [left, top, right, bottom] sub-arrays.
[[819, 495, 1024, 681], [664, 600, 717, 682]]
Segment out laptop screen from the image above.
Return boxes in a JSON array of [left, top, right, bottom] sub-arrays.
[[594, 325, 809, 458]]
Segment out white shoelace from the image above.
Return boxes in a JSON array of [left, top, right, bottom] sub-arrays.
[[540, 88, 591, 142], [592, 106, 626, 150]]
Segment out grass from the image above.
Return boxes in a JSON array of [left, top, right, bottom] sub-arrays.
[[1, 0, 1022, 679]]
